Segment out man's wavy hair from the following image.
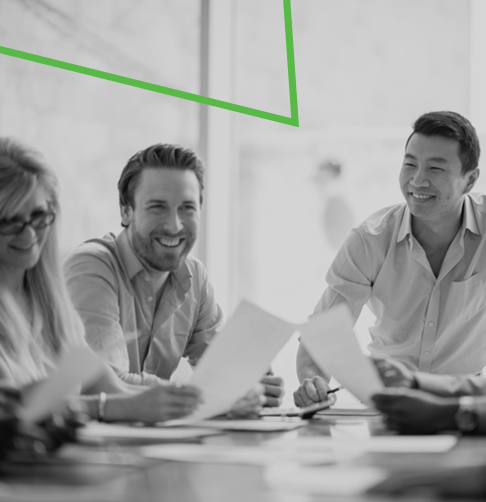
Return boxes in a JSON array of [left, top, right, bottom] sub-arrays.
[[117, 144, 205, 227], [406, 111, 481, 174]]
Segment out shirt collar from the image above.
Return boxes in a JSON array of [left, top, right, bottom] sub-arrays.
[[462, 194, 481, 236], [116, 229, 145, 280], [396, 194, 480, 244], [396, 205, 412, 243], [115, 228, 193, 287]]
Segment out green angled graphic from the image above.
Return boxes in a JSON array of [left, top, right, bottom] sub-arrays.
[[0, 0, 299, 127]]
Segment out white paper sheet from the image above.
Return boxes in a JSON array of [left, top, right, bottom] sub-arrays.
[[19, 345, 106, 423], [78, 422, 221, 442], [141, 443, 336, 466], [177, 418, 306, 432], [299, 304, 383, 406], [172, 300, 296, 422]]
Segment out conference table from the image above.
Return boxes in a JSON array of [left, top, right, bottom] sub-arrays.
[[1, 409, 486, 502]]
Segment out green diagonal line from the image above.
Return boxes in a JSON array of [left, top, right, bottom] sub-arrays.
[[283, 0, 299, 127], [0, 0, 299, 127]]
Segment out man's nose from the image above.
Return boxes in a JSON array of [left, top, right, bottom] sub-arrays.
[[163, 211, 183, 233], [409, 167, 430, 188]]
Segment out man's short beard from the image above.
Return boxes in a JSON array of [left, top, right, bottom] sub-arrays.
[[130, 227, 194, 272]]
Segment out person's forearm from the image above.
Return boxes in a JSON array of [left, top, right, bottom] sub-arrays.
[[416, 373, 486, 398], [82, 364, 136, 395], [77, 393, 137, 422], [296, 344, 330, 383]]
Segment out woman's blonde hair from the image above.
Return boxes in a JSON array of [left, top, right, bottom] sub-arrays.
[[0, 138, 83, 383]]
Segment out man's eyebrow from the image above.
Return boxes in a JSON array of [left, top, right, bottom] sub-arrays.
[[427, 157, 448, 163], [404, 153, 448, 163], [145, 198, 166, 204], [145, 198, 198, 204], [404, 153, 417, 160]]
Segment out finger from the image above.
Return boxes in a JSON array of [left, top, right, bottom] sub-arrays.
[[162, 400, 201, 419], [372, 359, 393, 377], [261, 376, 284, 386], [167, 384, 201, 398], [293, 390, 304, 407], [231, 396, 262, 416], [303, 379, 321, 402], [295, 387, 316, 407], [294, 387, 314, 408], [312, 377, 330, 402], [264, 396, 282, 407], [372, 357, 390, 368], [263, 384, 285, 398], [157, 393, 201, 411]]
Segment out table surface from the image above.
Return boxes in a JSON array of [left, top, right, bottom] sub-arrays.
[[1, 414, 486, 502]]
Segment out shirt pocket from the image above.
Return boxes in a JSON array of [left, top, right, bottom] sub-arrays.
[[444, 271, 486, 325]]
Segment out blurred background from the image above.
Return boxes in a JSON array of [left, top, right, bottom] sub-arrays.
[[1, 0, 485, 404]]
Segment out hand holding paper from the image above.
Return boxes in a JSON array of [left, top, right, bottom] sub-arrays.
[[299, 304, 383, 407], [173, 300, 296, 423]]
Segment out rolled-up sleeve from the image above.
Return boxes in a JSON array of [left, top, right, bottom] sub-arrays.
[[312, 229, 374, 322]]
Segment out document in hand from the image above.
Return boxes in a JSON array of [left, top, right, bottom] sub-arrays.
[[299, 304, 383, 407], [172, 300, 297, 423], [19, 345, 106, 423], [19, 333, 138, 424]]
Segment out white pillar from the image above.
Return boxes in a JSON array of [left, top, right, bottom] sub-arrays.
[[198, 0, 238, 316]]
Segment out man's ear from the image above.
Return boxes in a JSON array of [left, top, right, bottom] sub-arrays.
[[465, 168, 480, 193], [120, 204, 133, 227]]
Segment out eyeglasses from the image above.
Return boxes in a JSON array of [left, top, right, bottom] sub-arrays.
[[0, 211, 56, 235]]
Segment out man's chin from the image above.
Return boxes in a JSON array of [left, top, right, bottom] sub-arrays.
[[150, 253, 188, 273]]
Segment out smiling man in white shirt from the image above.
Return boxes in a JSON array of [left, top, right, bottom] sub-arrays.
[[295, 111, 484, 407]]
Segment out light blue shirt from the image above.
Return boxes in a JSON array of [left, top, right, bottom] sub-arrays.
[[312, 193, 486, 375], [63, 229, 223, 385]]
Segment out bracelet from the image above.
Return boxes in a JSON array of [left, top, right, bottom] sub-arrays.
[[98, 392, 107, 422]]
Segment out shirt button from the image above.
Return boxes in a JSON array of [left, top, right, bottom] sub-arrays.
[[428, 322, 434, 327], [145, 276, 150, 281], [147, 296, 153, 302]]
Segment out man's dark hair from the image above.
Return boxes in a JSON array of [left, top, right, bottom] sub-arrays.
[[405, 111, 481, 174], [118, 143, 205, 218]]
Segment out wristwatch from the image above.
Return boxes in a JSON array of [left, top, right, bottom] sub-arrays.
[[454, 396, 479, 433]]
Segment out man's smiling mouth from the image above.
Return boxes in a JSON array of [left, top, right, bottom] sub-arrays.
[[410, 192, 434, 200], [155, 237, 184, 248]]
